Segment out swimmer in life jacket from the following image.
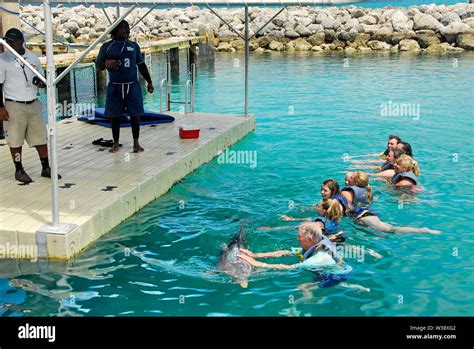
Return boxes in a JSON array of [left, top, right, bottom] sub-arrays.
[[238, 223, 350, 286], [342, 172, 440, 235], [347, 135, 402, 165], [391, 154, 420, 187], [280, 179, 348, 242], [354, 148, 406, 178]]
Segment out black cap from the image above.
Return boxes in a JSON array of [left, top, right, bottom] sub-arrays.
[[3, 28, 24, 42]]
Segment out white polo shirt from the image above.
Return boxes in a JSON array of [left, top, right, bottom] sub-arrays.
[[0, 49, 43, 102]]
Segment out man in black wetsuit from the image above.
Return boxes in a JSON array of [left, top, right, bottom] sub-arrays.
[[96, 20, 154, 153]]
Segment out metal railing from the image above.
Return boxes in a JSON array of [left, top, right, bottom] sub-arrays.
[[159, 62, 195, 114]]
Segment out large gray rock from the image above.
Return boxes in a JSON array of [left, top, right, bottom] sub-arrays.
[[463, 18, 474, 29], [440, 12, 462, 26], [294, 15, 313, 27], [457, 33, 474, 49], [367, 40, 391, 50], [324, 29, 336, 42], [64, 21, 79, 35], [399, 39, 421, 51], [361, 24, 380, 35], [76, 27, 90, 37], [59, 11, 75, 24], [354, 33, 371, 47], [285, 29, 300, 39], [342, 18, 361, 32], [413, 13, 443, 31], [338, 29, 358, 42], [269, 40, 285, 51], [256, 36, 271, 49], [352, 9, 366, 19], [416, 30, 441, 48], [391, 30, 416, 44], [295, 24, 312, 37], [441, 22, 472, 43], [391, 10, 411, 31], [216, 42, 234, 52], [177, 15, 191, 23], [372, 25, 393, 43], [307, 32, 325, 46], [393, 20, 414, 32], [218, 29, 238, 42], [358, 15, 377, 25], [307, 24, 324, 34], [293, 38, 312, 51], [406, 7, 421, 19], [184, 10, 200, 20], [321, 17, 341, 31], [266, 30, 285, 40], [229, 39, 245, 51], [425, 42, 464, 52]]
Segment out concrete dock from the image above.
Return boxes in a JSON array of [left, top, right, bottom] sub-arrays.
[[0, 112, 255, 260]]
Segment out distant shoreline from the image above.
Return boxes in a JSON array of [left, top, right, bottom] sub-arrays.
[[20, 3, 474, 53]]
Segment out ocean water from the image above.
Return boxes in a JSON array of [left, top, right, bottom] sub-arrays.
[[1, 50, 473, 317]]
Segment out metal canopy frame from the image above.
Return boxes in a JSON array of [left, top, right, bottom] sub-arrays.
[[3, 0, 363, 244]]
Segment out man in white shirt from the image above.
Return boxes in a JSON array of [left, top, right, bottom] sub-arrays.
[[0, 28, 60, 183]]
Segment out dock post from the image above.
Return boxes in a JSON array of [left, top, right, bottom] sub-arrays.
[[189, 43, 197, 71], [169, 47, 179, 79], [244, 5, 249, 117]]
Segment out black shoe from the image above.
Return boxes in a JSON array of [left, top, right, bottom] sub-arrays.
[[15, 169, 33, 184], [41, 167, 62, 180]]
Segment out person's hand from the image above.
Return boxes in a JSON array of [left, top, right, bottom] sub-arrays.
[[239, 248, 255, 258], [147, 83, 154, 94], [279, 215, 293, 221], [238, 253, 263, 267], [315, 203, 324, 216], [105, 60, 121, 69], [0, 107, 9, 121], [37, 81, 46, 88], [273, 250, 291, 257]]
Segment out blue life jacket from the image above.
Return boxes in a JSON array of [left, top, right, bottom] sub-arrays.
[[303, 236, 341, 264], [313, 217, 340, 234], [333, 193, 349, 212], [380, 162, 394, 171], [342, 186, 369, 208], [342, 186, 371, 216], [392, 171, 418, 185]]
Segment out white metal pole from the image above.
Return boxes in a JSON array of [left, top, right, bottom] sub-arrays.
[[0, 39, 47, 84], [244, 5, 249, 117], [43, 0, 60, 227]]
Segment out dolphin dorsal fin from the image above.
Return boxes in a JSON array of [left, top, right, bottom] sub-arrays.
[[238, 221, 245, 247]]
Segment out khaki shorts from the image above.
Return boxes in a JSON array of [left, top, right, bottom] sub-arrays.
[[3, 100, 47, 148]]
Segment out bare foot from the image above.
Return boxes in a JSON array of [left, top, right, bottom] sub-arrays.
[[422, 228, 441, 235], [133, 144, 144, 153], [109, 143, 120, 153]]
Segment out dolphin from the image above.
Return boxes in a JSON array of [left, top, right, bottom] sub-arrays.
[[217, 223, 252, 288]]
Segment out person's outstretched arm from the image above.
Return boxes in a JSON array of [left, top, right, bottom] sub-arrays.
[[238, 253, 297, 270], [239, 248, 291, 259]]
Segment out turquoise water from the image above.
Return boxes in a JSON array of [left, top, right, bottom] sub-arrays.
[[1, 51, 474, 316]]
